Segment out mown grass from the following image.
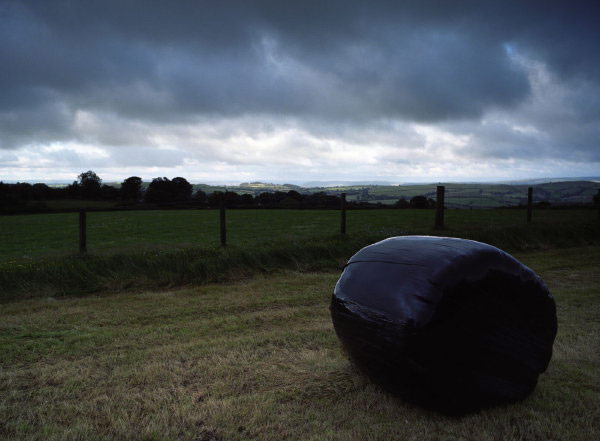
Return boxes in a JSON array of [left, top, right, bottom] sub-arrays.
[[1, 209, 599, 300], [1, 246, 598, 440]]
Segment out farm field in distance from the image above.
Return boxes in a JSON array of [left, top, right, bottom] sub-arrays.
[[193, 180, 600, 207], [1, 208, 598, 263], [1, 246, 598, 440]]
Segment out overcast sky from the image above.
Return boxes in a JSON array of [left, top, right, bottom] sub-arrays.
[[1, 0, 599, 184]]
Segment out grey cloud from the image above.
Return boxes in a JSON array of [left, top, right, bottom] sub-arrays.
[[454, 120, 546, 160], [1, 0, 599, 167], [44, 148, 87, 168], [0, 99, 75, 149], [0, 151, 19, 165], [0, 2, 532, 120], [108, 146, 185, 168]]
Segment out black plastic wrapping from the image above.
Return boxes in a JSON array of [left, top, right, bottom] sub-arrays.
[[331, 236, 557, 413]]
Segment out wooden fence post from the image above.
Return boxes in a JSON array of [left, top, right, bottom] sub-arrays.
[[435, 185, 445, 229], [340, 193, 347, 235], [527, 187, 533, 223], [79, 210, 87, 254], [220, 195, 227, 247]]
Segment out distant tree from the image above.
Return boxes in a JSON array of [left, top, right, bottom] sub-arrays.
[[171, 177, 193, 201], [286, 190, 303, 201], [306, 191, 339, 208], [0, 182, 8, 202], [534, 201, 552, 208], [223, 191, 242, 207], [144, 177, 172, 203], [207, 191, 223, 207], [143, 177, 193, 204], [31, 183, 51, 200], [78, 170, 102, 199], [410, 195, 429, 209], [308, 191, 327, 208], [240, 193, 254, 207], [11, 182, 33, 201], [256, 192, 276, 207], [120, 176, 143, 200], [66, 181, 81, 198], [207, 191, 244, 208], [394, 197, 410, 208], [100, 184, 119, 200], [0, 182, 8, 200], [192, 189, 208, 205]]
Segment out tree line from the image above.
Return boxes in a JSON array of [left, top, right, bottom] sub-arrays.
[[1, 170, 435, 211]]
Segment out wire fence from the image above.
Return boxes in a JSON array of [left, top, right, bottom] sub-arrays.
[[1, 187, 598, 263]]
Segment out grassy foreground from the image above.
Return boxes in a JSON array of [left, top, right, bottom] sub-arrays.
[[1, 208, 597, 262], [1, 209, 599, 300], [1, 246, 598, 441]]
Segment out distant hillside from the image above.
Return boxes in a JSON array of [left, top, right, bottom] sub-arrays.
[[302, 180, 395, 187], [7, 178, 598, 209], [490, 177, 600, 185], [190, 180, 600, 208]]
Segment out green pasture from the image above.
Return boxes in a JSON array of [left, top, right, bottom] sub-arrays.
[[1, 208, 597, 263], [1, 246, 598, 440]]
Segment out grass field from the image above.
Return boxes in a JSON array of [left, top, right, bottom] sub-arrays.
[[1, 246, 598, 440], [1, 208, 599, 300], [1, 208, 597, 262]]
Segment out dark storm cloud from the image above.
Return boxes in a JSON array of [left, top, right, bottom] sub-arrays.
[[1, 1, 529, 121], [1, 0, 599, 163]]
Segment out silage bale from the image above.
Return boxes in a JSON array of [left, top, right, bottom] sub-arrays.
[[330, 236, 557, 413]]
